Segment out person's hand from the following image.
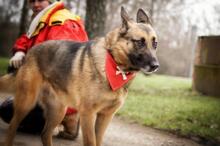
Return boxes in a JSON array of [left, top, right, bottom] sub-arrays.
[[9, 51, 25, 68]]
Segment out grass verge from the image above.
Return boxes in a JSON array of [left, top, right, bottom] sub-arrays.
[[118, 73, 220, 143], [0, 57, 9, 75]]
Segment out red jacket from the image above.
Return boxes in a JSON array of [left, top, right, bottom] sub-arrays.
[[13, 2, 88, 54]]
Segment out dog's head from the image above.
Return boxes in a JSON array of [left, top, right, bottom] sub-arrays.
[[106, 7, 159, 74]]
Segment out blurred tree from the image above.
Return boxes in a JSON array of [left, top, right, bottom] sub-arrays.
[[85, 0, 107, 39], [0, 0, 21, 23], [19, 0, 29, 36], [65, 0, 81, 14], [75, 0, 82, 15], [0, 0, 21, 57], [0, 0, 219, 76]]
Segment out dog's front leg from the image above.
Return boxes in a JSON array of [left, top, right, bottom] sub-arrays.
[[80, 112, 97, 146], [95, 113, 114, 146], [95, 100, 123, 146]]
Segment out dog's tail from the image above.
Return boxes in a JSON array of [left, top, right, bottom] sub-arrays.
[[0, 73, 16, 93]]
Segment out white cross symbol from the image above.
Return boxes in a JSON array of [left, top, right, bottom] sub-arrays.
[[116, 66, 127, 80]]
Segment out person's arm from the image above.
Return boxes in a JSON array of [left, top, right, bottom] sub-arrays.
[[10, 34, 30, 68], [46, 19, 89, 42], [12, 34, 30, 54]]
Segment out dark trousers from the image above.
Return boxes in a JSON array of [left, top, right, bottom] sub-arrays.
[[0, 98, 45, 134]]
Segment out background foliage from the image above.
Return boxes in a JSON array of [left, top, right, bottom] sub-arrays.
[[0, 0, 220, 77]]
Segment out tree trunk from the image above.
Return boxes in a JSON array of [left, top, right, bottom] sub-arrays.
[[149, 0, 155, 24], [19, 0, 29, 36], [85, 0, 107, 39]]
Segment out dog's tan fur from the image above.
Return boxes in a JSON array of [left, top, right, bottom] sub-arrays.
[[0, 7, 159, 146]]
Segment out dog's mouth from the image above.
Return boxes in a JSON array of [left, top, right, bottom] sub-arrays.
[[128, 53, 159, 74], [139, 59, 159, 74], [125, 61, 159, 74], [140, 63, 159, 74]]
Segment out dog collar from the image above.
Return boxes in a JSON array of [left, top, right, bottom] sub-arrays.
[[105, 52, 135, 91]]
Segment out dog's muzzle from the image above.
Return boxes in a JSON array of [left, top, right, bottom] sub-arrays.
[[141, 60, 159, 74], [128, 52, 159, 74], [149, 60, 159, 72]]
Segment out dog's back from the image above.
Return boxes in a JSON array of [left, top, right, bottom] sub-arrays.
[[0, 41, 78, 95], [29, 40, 91, 92], [0, 40, 106, 94], [25, 39, 108, 93]]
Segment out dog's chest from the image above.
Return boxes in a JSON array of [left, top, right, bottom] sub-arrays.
[[99, 88, 128, 112]]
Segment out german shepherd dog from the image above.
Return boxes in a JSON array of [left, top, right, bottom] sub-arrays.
[[0, 7, 159, 146]]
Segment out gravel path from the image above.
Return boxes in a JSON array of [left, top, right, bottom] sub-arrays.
[[0, 94, 205, 146]]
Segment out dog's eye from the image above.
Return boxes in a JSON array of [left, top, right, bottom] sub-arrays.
[[152, 37, 157, 49], [133, 38, 146, 48]]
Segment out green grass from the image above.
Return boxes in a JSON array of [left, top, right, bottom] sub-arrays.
[[118, 73, 220, 141], [0, 57, 9, 75]]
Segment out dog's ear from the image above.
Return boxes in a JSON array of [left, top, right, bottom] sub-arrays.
[[120, 6, 131, 35], [137, 8, 152, 24]]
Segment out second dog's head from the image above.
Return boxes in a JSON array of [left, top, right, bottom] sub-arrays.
[[106, 7, 159, 74]]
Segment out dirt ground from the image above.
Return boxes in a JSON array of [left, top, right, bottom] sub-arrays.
[[0, 94, 206, 146]]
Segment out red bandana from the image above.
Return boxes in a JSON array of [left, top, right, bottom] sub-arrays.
[[105, 52, 135, 91]]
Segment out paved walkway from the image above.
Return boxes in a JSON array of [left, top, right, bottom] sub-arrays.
[[0, 94, 205, 146], [0, 117, 206, 146]]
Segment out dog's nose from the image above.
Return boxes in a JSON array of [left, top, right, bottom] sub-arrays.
[[150, 61, 159, 71]]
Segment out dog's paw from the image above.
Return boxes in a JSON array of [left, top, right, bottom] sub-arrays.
[[56, 131, 79, 140]]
